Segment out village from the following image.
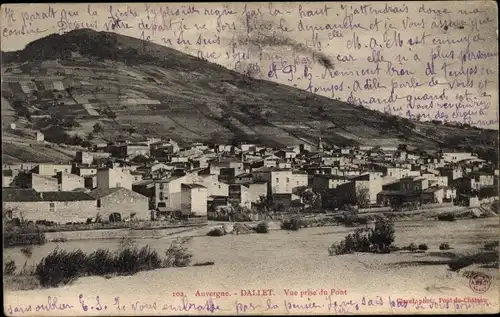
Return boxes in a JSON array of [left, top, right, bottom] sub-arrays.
[[2, 131, 499, 226]]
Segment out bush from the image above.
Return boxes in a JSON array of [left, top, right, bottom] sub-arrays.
[[85, 249, 116, 276], [328, 241, 353, 256], [418, 243, 429, 251], [20, 246, 33, 257], [253, 221, 269, 234], [4, 232, 46, 247], [408, 243, 418, 252], [437, 213, 456, 221], [369, 217, 395, 250], [35, 248, 87, 287], [329, 218, 396, 256], [484, 241, 499, 250], [34, 244, 190, 288], [4, 259, 16, 275], [281, 217, 302, 231], [207, 227, 225, 236], [164, 239, 192, 267], [114, 246, 163, 275], [439, 242, 451, 250]]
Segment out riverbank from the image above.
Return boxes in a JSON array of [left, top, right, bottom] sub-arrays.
[[5, 209, 497, 246]]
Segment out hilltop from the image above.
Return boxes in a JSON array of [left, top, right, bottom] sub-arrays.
[[1, 29, 498, 163]]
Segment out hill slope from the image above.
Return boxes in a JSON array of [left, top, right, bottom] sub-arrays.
[[1, 29, 498, 162]]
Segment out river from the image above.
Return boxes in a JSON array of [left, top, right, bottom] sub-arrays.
[[4, 217, 499, 315]]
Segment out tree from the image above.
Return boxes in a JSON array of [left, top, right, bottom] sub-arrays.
[[131, 154, 151, 164], [355, 186, 370, 208], [369, 217, 395, 250], [93, 123, 103, 134], [127, 126, 136, 135], [253, 195, 272, 215], [295, 186, 322, 210]]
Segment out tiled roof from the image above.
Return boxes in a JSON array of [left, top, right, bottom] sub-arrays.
[[40, 191, 95, 201], [2, 188, 41, 202], [155, 176, 182, 183], [88, 187, 121, 199], [253, 167, 291, 172], [422, 186, 449, 193], [133, 179, 155, 186], [181, 183, 206, 189], [378, 190, 406, 196]]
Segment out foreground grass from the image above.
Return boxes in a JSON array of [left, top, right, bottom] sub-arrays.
[[4, 239, 198, 290]]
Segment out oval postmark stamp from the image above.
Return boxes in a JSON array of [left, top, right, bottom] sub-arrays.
[[469, 272, 491, 294]]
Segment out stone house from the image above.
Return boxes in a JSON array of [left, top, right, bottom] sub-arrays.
[[132, 179, 156, 209], [252, 168, 307, 197], [96, 167, 132, 190], [75, 151, 93, 165], [470, 172, 495, 188], [247, 182, 268, 205], [2, 170, 16, 187], [330, 173, 383, 206], [180, 184, 207, 216], [312, 174, 351, 192], [272, 193, 302, 210], [57, 172, 85, 191], [35, 131, 44, 142], [2, 188, 97, 224], [191, 174, 229, 197], [421, 186, 456, 204], [31, 173, 58, 192], [229, 184, 251, 209], [275, 149, 298, 161], [32, 163, 72, 176], [400, 176, 429, 193], [209, 159, 244, 175], [88, 187, 150, 221], [152, 175, 188, 211], [441, 151, 474, 163], [233, 173, 253, 184], [74, 167, 98, 177], [437, 167, 464, 184]]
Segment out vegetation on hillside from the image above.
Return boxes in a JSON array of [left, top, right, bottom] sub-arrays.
[[2, 29, 498, 162]]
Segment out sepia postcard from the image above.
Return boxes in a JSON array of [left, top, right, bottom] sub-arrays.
[[2, 1, 499, 315]]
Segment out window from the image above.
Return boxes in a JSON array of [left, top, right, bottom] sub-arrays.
[[276, 178, 279, 183], [49, 203, 55, 212], [286, 178, 290, 183], [297, 181, 299, 185], [159, 183, 164, 190], [54, 169, 57, 173], [159, 192, 164, 201], [116, 182, 121, 188], [97, 199, 101, 208], [218, 185, 221, 189], [64, 169, 68, 173]]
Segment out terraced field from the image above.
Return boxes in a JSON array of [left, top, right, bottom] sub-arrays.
[[1, 29, 498, 162]]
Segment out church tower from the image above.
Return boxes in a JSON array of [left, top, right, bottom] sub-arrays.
[[317, 136, 324, 152]]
